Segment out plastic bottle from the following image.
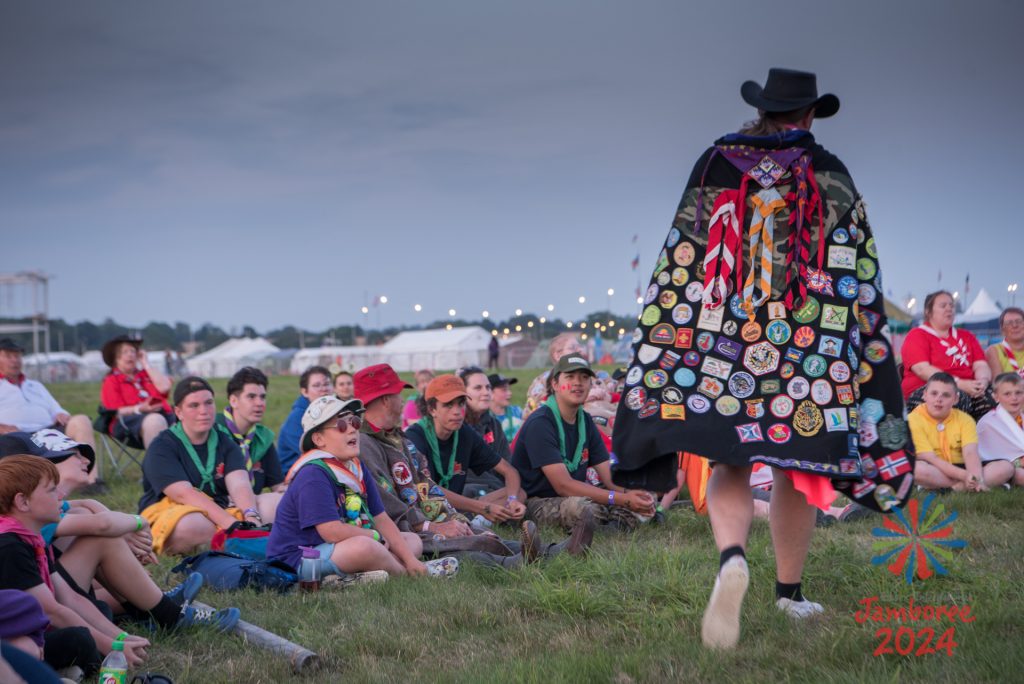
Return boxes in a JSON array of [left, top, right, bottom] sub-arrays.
[[98, 640, 128, 684], [298, 546, 321, 592]]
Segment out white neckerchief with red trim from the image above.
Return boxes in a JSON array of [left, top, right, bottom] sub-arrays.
[[918, 325, 971, 369], [1000, 341, 1024, 376]]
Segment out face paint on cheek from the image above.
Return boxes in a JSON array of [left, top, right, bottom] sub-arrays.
[[561, 384, 570, 391]]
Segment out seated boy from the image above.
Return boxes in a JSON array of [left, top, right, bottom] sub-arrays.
[[908, 372, 1005, 491], [976, 372, 1024, 486], [267, 396, 457, 579]]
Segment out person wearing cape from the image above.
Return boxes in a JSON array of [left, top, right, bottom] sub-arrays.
[[611, 68, 915, 649]]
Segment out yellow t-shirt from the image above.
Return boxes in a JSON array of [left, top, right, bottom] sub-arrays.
[[908, 405, 977, 465]]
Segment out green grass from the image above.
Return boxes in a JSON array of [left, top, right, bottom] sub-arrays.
[[46, 378, 1024, 683]]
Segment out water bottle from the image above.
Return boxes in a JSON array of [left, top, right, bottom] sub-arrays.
[[298, 546, 321, 592], [98, 640, 128, 684]]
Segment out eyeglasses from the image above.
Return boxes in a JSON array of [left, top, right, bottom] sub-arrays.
[[324, 413, 362, 433], [309, 382, 333, 391], [1004, 318, 1024, 327]]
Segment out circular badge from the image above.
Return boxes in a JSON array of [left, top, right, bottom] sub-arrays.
[[644, 283, 659, 305], [715, 396, 740, 416], [659, 290, 678, 309], [674, 241, 696, 266], [793, 297, 820, 324], [741, 321, 763, 342], [866, 237, 878, 258], [787, 376, 810, 400], [848, 326, 861, 350], [671, 267, 689, 287], [639, 399, 660, 420], [765, 320, 791, 346], [729, 295, 747, 320], [657, 270, 671, 286], [770, 394, 795, 418], [649, 323, 676, 345], [829, 361, 851, 382], [666, 227, 681, 248], [864, 339, 889, 364], [779, 362, 795, 379], [857, 283, 876, 307], [685, 281, 704, 302], [626, 366, 643, 385], [644, 369, 669, 388], [856, 258, 877, 280], [683, 351, 701, 367], [696, 332, 715, 353], [673, 367, 697, 387], [661, 386, 684, 404], [641, 305, 662, 326], [831, 227, 849, 244], [672, 303, 694, 325], [728, 372, 756, 399], [811, 379, 833, 405], [687, 394, 711, 414], [858, 361, 874, 384], [837, 275, 858, 300], [803, 354, 827, 378], [848, 223, 858, 241], [625, 387, 647, 410], [767, 423, 792, 444], [722, 320, 738, 336], [793, 326, 816, 348]]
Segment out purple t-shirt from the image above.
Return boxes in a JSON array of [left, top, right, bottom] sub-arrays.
[[266, 462, 385, 570]]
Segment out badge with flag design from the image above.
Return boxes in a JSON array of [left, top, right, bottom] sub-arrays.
[[873, 450, 911, 480]]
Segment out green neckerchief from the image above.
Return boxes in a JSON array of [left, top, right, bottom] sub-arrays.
[[543, 395, 586, 472], [169, 421, 219, 494], [417, 417, 458, 488]]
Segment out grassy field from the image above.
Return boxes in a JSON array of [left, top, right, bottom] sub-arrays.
[[45, 374, 1024, 683]]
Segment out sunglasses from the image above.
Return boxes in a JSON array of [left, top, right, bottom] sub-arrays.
[[324, 413, 362, 433]]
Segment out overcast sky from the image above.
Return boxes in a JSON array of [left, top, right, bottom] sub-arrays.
[[2, 0, 1022, 333]]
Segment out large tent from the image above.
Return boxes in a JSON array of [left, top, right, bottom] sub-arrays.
[[289, 346, 380, 375], [379, 326, 497, 372], [186, 337, 280, 378]]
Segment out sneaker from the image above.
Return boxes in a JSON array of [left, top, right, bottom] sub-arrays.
[[776, 597, 824, 618], [701, 555, 749, 650], [176, 604, 241, 632], [424, 556, 459, 578], [164, 572, 203, 606], [323, 570, 389, 588]]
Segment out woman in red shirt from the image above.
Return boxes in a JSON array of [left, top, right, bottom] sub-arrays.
[[99, 336, 174, 449], [900, 290, 994, 419]]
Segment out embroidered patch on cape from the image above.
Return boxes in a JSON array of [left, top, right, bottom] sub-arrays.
[[793, 400, 824, 436]]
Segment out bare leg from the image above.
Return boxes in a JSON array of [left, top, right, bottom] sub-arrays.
[[141, 413, 168, 449], [256, 492, 283, 522], [163, 512, 217, 555], [1015, 467, 1024, 487], [706, 464, 754, 551], [914, 462, 959, 490], [659, 468, 685, 509], [329, 536, 407, 575], [59, 536, 163, 611], [768, 469, 816, 584], [982, 460, 1013, 487]]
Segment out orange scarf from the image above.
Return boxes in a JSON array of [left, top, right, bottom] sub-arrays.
[[911, 404, 952, 462]]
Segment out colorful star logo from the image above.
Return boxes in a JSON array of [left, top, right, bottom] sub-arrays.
[[870, 494, 967, 584]]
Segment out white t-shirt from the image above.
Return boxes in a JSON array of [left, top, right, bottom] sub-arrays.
[[0, 378, 65, 431]]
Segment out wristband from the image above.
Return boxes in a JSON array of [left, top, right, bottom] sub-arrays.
[[243, 507, 261, 519], [507, 495, 518, 504], [134, 515, 144, 532], [371, 530, 382, 542], [608, 491, 615, 506]]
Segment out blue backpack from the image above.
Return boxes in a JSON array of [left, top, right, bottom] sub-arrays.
[[171, 551, 297, 593]]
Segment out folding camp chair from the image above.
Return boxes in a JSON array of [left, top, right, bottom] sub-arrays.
[[92, 405, 144, 479]]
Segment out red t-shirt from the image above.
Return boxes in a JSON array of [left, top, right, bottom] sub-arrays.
[[100, 369, 170, 426], [900, 326, 984, 398]]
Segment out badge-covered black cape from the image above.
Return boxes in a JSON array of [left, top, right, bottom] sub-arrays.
[[612, 130, 914, 513]]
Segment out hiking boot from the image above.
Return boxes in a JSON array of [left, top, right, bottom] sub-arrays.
[[422, 533, 515, 557], [323, 570, 389, 589], [425, 556, 459, 578], [776, 597, 824, 619], [520, 520, 542, 564], [164, 572, 203, 607], [176, 604, 241, 632], [565, 508, 596, 557], [701, 555, 749, 650]]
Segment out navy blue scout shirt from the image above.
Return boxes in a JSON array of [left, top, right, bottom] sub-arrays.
[[404, 423, 501, 496], [138, 428, 246, 511], [510, 404, 609, 498]]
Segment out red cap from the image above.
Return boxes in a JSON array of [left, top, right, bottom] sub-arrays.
[[354, 364, 413, 405]]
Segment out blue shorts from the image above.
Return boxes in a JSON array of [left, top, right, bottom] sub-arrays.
[[314, 542, 344, 576]]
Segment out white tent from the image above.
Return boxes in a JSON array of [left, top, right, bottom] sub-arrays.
[[958, 288, 1001, 324], [289, 346, 381, 375], [380, 326, 496, 372], [186, 337, 280, 378], [22, 351, 87, 383]]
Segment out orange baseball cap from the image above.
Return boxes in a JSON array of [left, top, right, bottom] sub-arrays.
[[424, 374, 468, 403]]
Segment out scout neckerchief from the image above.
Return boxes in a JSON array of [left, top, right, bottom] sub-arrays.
[[222, 406, 257, 485], [543, 395, 586, 471], [740, 187, 787, 319], [918, 325, 971, 368], [297, 450, 372, 528], [112, 368, 152, 400], [0, 515, 55, 594], [0, 372, 25, 386], [1000, 340, 1024, 376], [418, 417, 458, 488], [911, 405, 953, 463], [169, 421, 219, 494]]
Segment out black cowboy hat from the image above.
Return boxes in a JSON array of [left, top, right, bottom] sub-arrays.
[[102, 334, 144, 368], [741, 68, 839, 119]]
